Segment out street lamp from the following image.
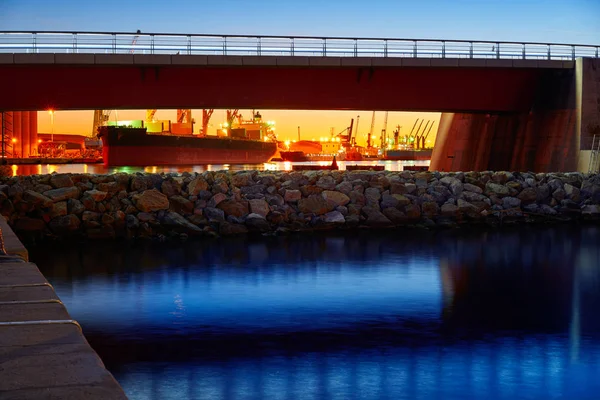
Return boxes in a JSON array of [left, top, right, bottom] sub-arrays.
[[48, 110, 55, 142]]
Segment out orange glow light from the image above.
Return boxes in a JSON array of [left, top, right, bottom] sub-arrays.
[[11, 138, 17, 143]]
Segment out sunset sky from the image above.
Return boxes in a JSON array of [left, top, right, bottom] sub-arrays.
[[5, 0, 599, 146], [37, 110, 441, 147]]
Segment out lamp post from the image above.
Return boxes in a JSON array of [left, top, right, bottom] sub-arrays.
[[11, 137, 17, 157], [48, 110, 55, 142]]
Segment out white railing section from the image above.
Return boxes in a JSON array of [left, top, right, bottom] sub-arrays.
[[0, 31, 598, 60]]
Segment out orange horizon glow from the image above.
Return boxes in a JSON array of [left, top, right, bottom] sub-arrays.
[[36, 109, 441, 147]]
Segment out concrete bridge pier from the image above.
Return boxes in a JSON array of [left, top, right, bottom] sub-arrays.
[[431, 58, 599, 173]]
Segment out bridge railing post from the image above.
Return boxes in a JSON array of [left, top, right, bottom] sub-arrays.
[[290, 38, 294, 56], [413, 40, 417, 58], [496, 42, 500, 59], [223, 37, 227, 55], [469, 42, 473, 58], [547, 44, 551, 60], [187, 35, 191, 55], [32, 33, 36, 53], [441, 41, 445, 58], [353, 39, 358, 57], [384, 40, 388, 57], [112, 34, 116, 54], [257, 37, 261, 56], [72, 33, 77, 54], [150, 35, 155, 54], [522, 43, 526, 59], [596, 47, 599, 58], [571, 45, 575, 60], [322, 38, 326, 56]]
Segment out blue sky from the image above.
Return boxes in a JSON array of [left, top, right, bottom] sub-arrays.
[[2, 0, 599, 44]]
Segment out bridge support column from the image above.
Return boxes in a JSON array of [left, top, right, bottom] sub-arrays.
[[431, 67, 582, 172]]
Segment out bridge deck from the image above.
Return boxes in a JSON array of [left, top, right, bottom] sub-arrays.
[[0, 53, 575, 69]]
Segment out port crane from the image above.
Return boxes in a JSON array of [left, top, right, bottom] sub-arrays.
[[367, 111, 376, 148], [380, 111, 389, 149]]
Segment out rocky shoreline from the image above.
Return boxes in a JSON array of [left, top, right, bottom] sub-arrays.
[[1, 170, 599, 242]]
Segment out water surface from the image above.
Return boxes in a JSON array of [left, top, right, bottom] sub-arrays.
[[32, 226, 600, 400]]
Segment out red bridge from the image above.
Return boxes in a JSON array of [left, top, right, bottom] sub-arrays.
[[0, 31, 599, 171]]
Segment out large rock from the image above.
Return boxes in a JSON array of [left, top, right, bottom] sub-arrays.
[[208, 193, 228, 207], [217, 200, 249, 217], [316, 175, 336, 190], [219, 221, 249, 235], [404, 204, 421, 220], [502, 197, 521, 209], [485, 182, 509, 197], [161, 211, 203, 233], [43, 187, 79, 202], [564, 183, 581, 201], [335, 181, 353, 195], [204, 207, 225, 221], [362, 206, 393, 227], [133, 189, 169, 212], [322, 210, 345, 224], [23, 190, 53, 207], [49, 174, 74, 188], [85, 189, 107, 202], [48, 214, 80, 234], [463, 183, 483, 194], [440, 177, 463, 196], [161, 180, 181, 197], [364, 187, 381, 206], [50, 201, 68, 218], [322, 190, 350, 207], [187, 176, 209, 195], [518, 188, 537, 204], [284, 190, 302, 202], [441, 203, 459, 217], [382, 207, 406, 224], [67, 198, 85, 215], [231, 172, 252, 187], [421, 201, 439, 218], [169, 195, 194, 214], [298, 196, 334, 216], [245, 213, 270, 232], [249, 198, 270, 217]]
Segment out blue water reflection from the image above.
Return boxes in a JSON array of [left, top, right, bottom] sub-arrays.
[[32, 226, 600, 400]]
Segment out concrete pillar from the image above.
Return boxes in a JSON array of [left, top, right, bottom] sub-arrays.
[[29, 112, 38, 156], [12, 112, 21, 158], [21, 112, 30, 158]]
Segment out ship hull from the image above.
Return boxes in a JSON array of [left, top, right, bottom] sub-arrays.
[[99, 127, 277, 166]]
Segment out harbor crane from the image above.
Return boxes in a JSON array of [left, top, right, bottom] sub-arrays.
[[367, 111, 376, 148], [380, 111, 389, 149]]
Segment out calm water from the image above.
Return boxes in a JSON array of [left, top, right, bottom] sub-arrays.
[[31, 225, 600, 400], [8, 159, 429, 176]]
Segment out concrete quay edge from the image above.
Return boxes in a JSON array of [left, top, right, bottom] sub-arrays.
[[0, 217, 127, 399]]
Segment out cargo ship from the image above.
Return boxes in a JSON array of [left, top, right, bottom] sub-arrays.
[[98, 111, 278, 166]]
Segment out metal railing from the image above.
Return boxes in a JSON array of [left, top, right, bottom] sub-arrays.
[[0, 31, 598, 60]]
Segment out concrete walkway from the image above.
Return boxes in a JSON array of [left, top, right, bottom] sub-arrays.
[[0, 217, 127, 399]]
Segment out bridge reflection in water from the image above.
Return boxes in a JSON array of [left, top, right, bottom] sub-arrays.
[[32, 225, 600, 400]]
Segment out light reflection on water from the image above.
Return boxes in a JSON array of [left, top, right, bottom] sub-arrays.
[[8, 159, 429, 176], [31, 226, 600, 400]]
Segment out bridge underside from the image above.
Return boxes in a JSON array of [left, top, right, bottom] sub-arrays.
[[1, 64, 539, 112], [0, 57, 598, 172]]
